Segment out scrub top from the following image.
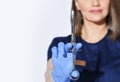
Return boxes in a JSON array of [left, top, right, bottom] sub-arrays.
[[47, 30, 120, 82]]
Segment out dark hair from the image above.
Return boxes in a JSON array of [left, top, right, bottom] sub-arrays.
[[71, 0, 120, 41]]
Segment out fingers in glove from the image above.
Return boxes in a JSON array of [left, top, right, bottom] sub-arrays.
[[75, 43, 82, 50], [65, 43, 72, 52], [51, 46, 58, 60], [58, 42, 65, 58], [74, 43, 82, 58], [65, 43, 82, 59], [65, 43, 73, 58], [65, 43, 82, 52]]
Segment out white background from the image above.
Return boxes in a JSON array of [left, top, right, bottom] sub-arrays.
[[0, 0, 72, 82]]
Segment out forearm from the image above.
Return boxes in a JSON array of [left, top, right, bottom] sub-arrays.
[[45, 59, 54, 82], [45, 70, 54, 82]]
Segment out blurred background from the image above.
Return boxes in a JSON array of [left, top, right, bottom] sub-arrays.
[[0, 0, 71, 82]]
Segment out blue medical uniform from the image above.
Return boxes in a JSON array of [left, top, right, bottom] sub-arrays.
[[47, 30, 120, 82]]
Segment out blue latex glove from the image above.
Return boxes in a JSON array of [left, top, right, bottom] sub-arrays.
[[51, 42, 82, 82]]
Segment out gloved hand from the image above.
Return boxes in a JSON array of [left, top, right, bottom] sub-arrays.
[[51, 42, 82, 82]]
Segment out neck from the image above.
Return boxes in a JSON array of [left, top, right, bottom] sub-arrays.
[[81, 21, 108, 43]]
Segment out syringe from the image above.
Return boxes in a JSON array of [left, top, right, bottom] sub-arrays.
[[70, 10, 80, 80]]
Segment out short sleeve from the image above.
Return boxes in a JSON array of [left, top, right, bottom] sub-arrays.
[[47, 38, 58, 61]]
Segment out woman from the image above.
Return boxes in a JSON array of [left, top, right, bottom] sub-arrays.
[[45, 0, 120, 82]]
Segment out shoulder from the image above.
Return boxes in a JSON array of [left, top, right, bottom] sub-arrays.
[[51, 35, 71, 45], [48, 34, 71, 52]]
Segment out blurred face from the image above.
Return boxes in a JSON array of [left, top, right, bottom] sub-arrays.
[[75, 0, 110, 23]]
